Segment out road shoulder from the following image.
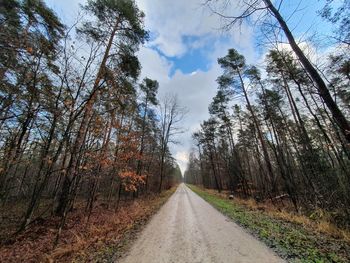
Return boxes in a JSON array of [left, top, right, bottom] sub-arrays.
[[72, 187, 176, 263], [187, 184, 350, 262]]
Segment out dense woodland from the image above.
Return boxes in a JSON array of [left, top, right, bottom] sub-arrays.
[[185, 0, 350, 227], [0, 0, 182, 242], [1, 0, 350, 258]]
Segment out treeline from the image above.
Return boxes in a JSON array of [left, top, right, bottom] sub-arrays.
[[0, 0, 181, 239], [185, 2, 350, 226]]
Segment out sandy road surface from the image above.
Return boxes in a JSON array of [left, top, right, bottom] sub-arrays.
[[120, 184, 284, 263]]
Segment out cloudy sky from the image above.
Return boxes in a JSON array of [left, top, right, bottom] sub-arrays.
[[45, 0, 330, 174]]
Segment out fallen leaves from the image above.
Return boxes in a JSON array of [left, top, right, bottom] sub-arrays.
[[0, 188, 176, 263]]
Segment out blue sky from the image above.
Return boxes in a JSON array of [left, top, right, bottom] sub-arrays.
[[45, 0, 334, 173], [167, 36, 213, 76]]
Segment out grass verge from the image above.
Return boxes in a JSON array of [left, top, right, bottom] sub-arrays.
[[187, 184, 350, 263]]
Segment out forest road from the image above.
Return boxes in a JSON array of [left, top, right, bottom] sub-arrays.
[[119, 184, 285, 263]]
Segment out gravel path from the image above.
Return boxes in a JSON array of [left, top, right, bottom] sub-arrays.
[[120, 184, 285, 263]]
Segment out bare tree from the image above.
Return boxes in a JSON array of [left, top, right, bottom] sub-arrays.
[[158, 94, 187, 192]]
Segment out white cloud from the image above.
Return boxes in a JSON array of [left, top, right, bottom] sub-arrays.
[[44, 0, 257, 175], [136, 0, 254, 58], [174, 151, 189, 174], [137, 46, 173, 83], [137, 37, 226, 174], [138, 47, 220, 174], [133, 0, 256, 174], [45, 0, 84, 26]]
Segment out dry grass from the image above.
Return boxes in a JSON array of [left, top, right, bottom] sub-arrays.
[[189, 184, 350, 262], [198, 187, 350, 243], [236, 197, 350, 243]]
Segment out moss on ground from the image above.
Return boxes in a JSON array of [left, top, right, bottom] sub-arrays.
[[188, 184, 350, 263]]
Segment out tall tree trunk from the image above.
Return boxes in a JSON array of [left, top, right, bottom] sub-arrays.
[[263, 0, 350, 144], [237, 69, 276, 192], [55, 19, 120, 217]]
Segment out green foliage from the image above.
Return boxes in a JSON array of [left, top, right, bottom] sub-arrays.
[[216, 48, 247, 94], [80, 0, 148, 44], [140, 78, 159, 106]]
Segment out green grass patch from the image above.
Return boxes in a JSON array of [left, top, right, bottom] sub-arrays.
[[187, 184, 350, 263]]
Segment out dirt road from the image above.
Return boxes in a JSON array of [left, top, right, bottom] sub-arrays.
[[120, 184, 284, 263]]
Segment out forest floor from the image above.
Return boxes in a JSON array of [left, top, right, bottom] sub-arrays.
[[188, 185, 350, 263], [0, 187, 176, 263]]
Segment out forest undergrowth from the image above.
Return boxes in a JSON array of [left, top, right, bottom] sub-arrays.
[[0, 187, 176, 263], [188, 185, 350, 263]]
